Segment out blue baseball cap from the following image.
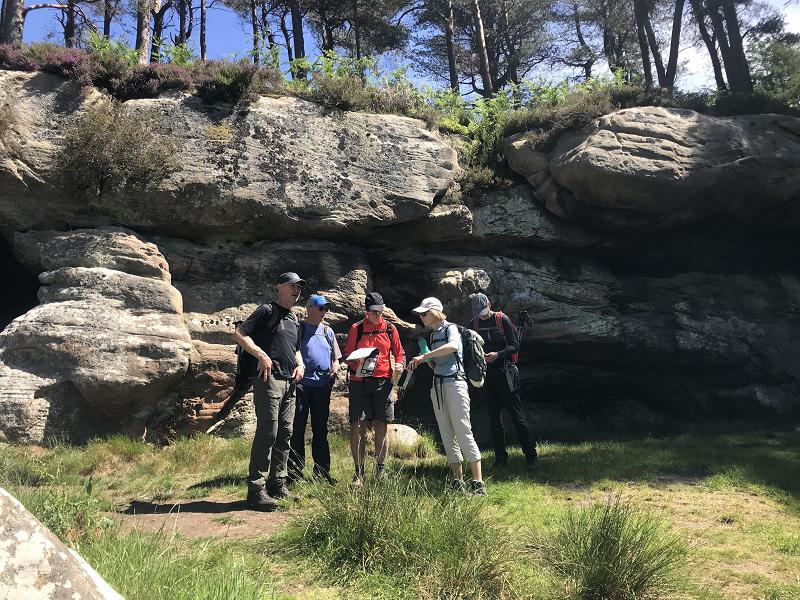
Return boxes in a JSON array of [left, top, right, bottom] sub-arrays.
[[307, 294, 330, 308]]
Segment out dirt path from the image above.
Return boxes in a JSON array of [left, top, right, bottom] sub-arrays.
[[113, 496, 295, 539]]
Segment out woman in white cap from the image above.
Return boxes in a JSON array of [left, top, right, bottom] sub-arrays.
[[408, 297, 486, 495]]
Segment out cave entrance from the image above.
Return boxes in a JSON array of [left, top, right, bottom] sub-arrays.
[[0, 235, 40, 330]]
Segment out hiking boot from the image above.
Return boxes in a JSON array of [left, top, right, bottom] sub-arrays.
[[350, 471, 364, 487], [267, 478, 300, 502], [451, 478, 467, 495], [525, 452, 538, 471], [376, 464, 388, 481], [471, 480, 487, 496], [246, 487, 278, 512]]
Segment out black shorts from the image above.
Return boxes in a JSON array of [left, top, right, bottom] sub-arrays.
[[348, 378, 394, 422]]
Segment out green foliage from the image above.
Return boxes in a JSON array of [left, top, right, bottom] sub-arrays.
[[15, 484, 115, 550], [59, 101, 178, 201], [161, 43, 196, 67], [194, 60, 283, 104], [83, 532, 270, 600], [283, 475, 518, 599], [535, 496, 689, 600], [85, 31, 139, 68], [750, 35, 800, 108]]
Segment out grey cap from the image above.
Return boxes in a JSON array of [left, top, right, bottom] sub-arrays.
[[277, 272, 306, 286], [470, 293, 490, 318]]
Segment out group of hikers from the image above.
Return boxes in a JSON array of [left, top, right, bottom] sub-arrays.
[[233, 272, 537, 511]]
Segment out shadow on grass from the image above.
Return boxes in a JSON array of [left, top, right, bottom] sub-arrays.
[[187, 474, 242, 491], [123, 499, 249, 515], [402, 424, 800, 509]]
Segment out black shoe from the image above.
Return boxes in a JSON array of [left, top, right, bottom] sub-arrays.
[[471, 480, 487, 496], [525, 452, 538, 471], [267, 478, 300, 501], [246, 487, 278, 511]]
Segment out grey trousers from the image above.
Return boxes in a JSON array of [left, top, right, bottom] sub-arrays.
[[431, 378, 481, 464], [248, 374, 296, 489]]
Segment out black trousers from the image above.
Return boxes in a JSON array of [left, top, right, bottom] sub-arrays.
[[481, 367, 536, 460], [288, 383, 332, 477]]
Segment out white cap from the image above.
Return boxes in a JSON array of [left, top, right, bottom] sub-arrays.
[[412, 297, 444, 313]]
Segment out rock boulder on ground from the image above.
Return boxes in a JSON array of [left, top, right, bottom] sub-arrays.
[[0, 228, 191, 442], [0, 486, 123, 600]]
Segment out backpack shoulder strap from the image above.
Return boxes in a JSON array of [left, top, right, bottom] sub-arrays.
[[355, 320, 365, 344], [386, 321, 395, 344]]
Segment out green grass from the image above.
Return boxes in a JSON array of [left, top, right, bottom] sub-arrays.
[[532, 495, 689, 599], [0, 426, 798, 599]]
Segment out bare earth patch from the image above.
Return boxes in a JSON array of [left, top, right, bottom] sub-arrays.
[[113, 496, 293, 539]]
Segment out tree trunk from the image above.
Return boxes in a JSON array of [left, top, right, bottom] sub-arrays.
[[64, 0, 77, 47], [186, 0, 193, 41], [289, 0, 305, 77], [470, 0, 492, 96], [0, 0, 6, 38], [720, 0, 752, 91], [643, 16, 666, 86], [103, 0, 112, 37], [705, 0, 745, 90], [500, 0, 519, 87], [150, 0, 169, 63], [634, 0, 653, 88], [135, 0, 151, 64], [280, 8, 293, 63], [690, 0, 726, 89], [176, 0, 186, 45], [200, 0, 205, 60], [352, 0, 361, 60], [573, 2, 593, 81], [445, 0, 458, 91], [260, 1, 275, 49], [0, 0, 22, 45], [250, 0, 259, 64], [665, 0, 685, 90]]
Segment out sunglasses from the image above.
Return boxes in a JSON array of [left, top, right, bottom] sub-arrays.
[[318, 306, 329, 312], [418, 311, 430, 318]]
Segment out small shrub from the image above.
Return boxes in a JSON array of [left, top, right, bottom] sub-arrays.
[[284, 476, 519, 598], [535, 496, 689, 600], [194, 60, 283, 105], [59, 101, 178, 201]]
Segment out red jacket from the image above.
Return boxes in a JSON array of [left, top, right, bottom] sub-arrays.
[[344, 316, 405, 381]]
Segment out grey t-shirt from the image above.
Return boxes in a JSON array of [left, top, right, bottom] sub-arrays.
[[429, 321, 462, 377]]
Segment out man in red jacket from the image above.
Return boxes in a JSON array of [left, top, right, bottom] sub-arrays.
[[344, 292, 405, 484]]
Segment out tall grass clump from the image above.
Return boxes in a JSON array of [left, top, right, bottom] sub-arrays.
[[536, 496, 689, 600], [284, 476, 518, 599], [59, 101, 178, 201], [82, 531, 269, 600]]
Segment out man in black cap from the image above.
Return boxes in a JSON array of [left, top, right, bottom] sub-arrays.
[[234, 272, 306, 510], [343, 292, 405, 484], [468, 292, 537, 470]]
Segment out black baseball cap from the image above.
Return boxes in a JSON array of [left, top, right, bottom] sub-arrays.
[[277, 272, 306, 286], [365, 292, 385, 311]]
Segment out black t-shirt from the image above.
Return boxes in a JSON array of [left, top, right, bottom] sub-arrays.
[[469, 312, 518, 368], [238, 302, 300, 380]]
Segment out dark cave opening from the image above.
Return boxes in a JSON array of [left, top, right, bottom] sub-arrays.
[[0, 235, 40, 330]]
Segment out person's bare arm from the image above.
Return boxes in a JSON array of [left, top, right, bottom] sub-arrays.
[[291, 350, 305, 383]]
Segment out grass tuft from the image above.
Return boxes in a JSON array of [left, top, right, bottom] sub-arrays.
[[534, 495, 689, 600], [283, 474, 519, 599]]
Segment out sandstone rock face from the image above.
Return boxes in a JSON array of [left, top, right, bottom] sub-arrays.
[[0, 228, 191, 442], [0, 70, 459, 241], [504, 106, 800, 231], [0, 487, 123, 600]]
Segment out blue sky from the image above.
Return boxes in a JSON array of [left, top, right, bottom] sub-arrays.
[[21, 0, 800, 92]]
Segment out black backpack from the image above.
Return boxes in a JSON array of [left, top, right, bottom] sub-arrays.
[[233, 304, 297, 392], [429, 323, 486, 388]]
